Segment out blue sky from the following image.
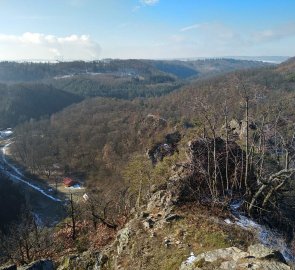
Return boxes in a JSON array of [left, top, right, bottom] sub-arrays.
[[0, 0, 295, 60]]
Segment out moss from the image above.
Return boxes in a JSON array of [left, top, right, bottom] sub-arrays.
[[104, 204, 255, 270], [160, 251, 188, 270]]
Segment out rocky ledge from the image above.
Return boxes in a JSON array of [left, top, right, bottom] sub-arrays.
[[180, 244, 291, 270]]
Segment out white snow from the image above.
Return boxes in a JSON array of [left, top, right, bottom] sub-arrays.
[[229, 200, 295, 263], [186, 252, 197, 264], [224, 218, 232, 224], [0, 129, 13, 139], [1, 139, 62, 202], [66, 183, 84, 189]]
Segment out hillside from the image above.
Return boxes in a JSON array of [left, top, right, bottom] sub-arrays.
[[0, 83, 82, 128], [148, 58, 271, 79], [10, 59, 295, 192], [0, 59, 271, 83], [276, 56, 295, 73], [2, 58, 295, 268]]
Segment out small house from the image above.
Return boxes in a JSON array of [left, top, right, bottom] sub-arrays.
[[63, 177, 76, 187]]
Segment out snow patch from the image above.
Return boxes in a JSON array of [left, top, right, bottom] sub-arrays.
[[1, 140, 62, 202]]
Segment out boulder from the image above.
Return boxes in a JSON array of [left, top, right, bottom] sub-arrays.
[[147, 131, 181, 164], [180, 244, 291, 270], [116, 227, 132, 255], [57, 251, 107, 270], [247, 244, 286, 263]]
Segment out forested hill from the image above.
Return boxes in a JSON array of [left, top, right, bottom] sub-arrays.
[[0, 59, 273, 128], [0, 83, 82, 128], [3, 57, 295, 267], [11, 58, 295, 190], [0, 58, 271, 83], [147, 58, 271, 79]]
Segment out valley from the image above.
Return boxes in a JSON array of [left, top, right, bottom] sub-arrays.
[[1, 57, 295, 269], [0, 130, 66, 226]]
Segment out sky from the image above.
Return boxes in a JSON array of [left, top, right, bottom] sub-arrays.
[[0, 0, 295, 60]]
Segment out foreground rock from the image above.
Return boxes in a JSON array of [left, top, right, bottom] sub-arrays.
[[57, 251, 107, 270], [180, 244, 291, 270]]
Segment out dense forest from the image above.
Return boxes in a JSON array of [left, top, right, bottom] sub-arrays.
[[10, 60, 295, 183], [0, 59, 270, 83], [0, 83, 82, 128], [0, 59, 271, 129]]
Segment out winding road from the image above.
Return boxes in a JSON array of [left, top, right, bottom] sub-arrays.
[[0, 129, 66, 225]]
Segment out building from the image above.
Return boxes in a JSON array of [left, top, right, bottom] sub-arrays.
[[63, 177, 76, 187]]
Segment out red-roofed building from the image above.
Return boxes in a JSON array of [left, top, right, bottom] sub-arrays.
[[63, 177, 75, 187]]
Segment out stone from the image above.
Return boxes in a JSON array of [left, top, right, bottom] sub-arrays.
[[143, 218, 155, 229], [57, 251, 107, 270], [247, 244, 286, 262], [117, 227, 131, 255], [179, 244, 291, 270], [140, 212, 149, 218], [165, 214, 182, 222], [195, 247, 248, 263]]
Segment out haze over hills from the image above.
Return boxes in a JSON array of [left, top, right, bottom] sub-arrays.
[[0, 58, 271, 129]]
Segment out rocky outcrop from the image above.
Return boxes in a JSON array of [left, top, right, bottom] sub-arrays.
[[57, 251, 107, 270], [147, 131, 181, 164], [224, 119, 257, 141], [180, 244, 291, 270], [138, 114, 168, 138]]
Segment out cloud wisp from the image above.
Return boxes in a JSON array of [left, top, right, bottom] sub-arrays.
[[252, 22, 295, 42], [133, 0, 159, 12], [140, 0, 159, 6], [0, 32, 101, 61], [180, 24, 202, 32]]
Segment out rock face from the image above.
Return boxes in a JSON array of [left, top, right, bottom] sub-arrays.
[[180, 244, 291, 270], [57, 251, 107, 270], [225, 119, 257, 141], [147, 131, 181, 164]]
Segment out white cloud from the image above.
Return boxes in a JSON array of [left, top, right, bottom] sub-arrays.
[[252, 22, 295, 42], [140, 0, 159, 6], [0, 32, 101, 61], [180, 24, 201, 32], [133, 0, 159, 11]]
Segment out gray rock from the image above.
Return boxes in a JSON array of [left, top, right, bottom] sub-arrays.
[[165, 214, 182, 222], [247, 244, 286, 262], [57, 251, 107, 270], [194, 247, 248, 263], [116, 227, 131, 255], [179, 244, 291, 270], [143, 218, 155, 229]]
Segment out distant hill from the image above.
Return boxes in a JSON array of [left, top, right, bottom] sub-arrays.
[[0, 83, 82, 128], [0, 58, 271, 83], [275, 57, 295, 82], [276, 56, 295, 73], [147, 58, 272, 79]]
